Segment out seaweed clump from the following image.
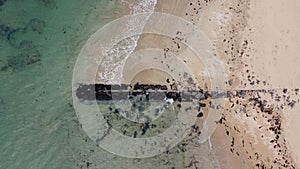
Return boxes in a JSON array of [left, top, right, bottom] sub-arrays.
[[2, 40, 41, 71], [0, 18, 46, 47], [0, 17, 46, 71]]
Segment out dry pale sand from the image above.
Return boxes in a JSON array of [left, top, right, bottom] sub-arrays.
[[245, 0, 300, 168], [98, 0, 300, 168], [209, 0, 300, 168]]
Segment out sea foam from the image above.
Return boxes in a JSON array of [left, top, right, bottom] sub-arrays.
[[98, 0, 157, 84]]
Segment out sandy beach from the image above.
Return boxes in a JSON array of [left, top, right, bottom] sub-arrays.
[[245, 0, 300, 168], [117, 0, 300, 168]]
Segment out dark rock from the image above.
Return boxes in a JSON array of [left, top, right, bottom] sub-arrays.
[[154, 108, 160, 116], [228, 79, 233, 86], [177, 103, 181, 108], [114, 109, 119, 114], [86, 162, 92, 168], [236, 90, 247, 98], [141, 123, 149, 135], [283, 88, 288, 94], [288, 100, 296, 108], [133, 131, 137, 138], [199, 102, 206, 107], [151, 124, 156, 128], [204, 91, 210, 99], [197, 112, 203, 118], [165, 92, 181, 101]]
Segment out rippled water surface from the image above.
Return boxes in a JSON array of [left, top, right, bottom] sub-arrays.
[[0, 1, 126, 168], [0, 1, 219, 168]]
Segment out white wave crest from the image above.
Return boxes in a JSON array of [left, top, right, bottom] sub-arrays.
[[98, 0, 157, 84]]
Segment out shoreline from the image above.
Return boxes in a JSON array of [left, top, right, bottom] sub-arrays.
[[112, 0, 300, 168], [152, 0, 300, 168]]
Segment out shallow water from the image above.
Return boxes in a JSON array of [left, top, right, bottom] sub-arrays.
[[0, 1, 219, 168], [0, 1, 121, 168]]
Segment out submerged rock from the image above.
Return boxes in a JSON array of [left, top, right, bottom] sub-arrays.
[[0, 24, 12, 36], [7, 53, 39, 70], [28, 18, 46, 34], [0, 0, 7, 6], [5, 40, 41, 70], [39, 0, 56, 8]]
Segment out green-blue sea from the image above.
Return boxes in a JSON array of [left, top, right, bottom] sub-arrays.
[[0, 1, 219, 168]]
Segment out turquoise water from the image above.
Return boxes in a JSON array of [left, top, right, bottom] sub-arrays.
[[0, 1, 219, 168], [0, 1, 123, 168]]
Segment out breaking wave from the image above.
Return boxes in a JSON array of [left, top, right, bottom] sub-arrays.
[[97, 0, 157, 84]]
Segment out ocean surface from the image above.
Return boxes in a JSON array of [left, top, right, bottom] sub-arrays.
[[0, 0, 219, 168]]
